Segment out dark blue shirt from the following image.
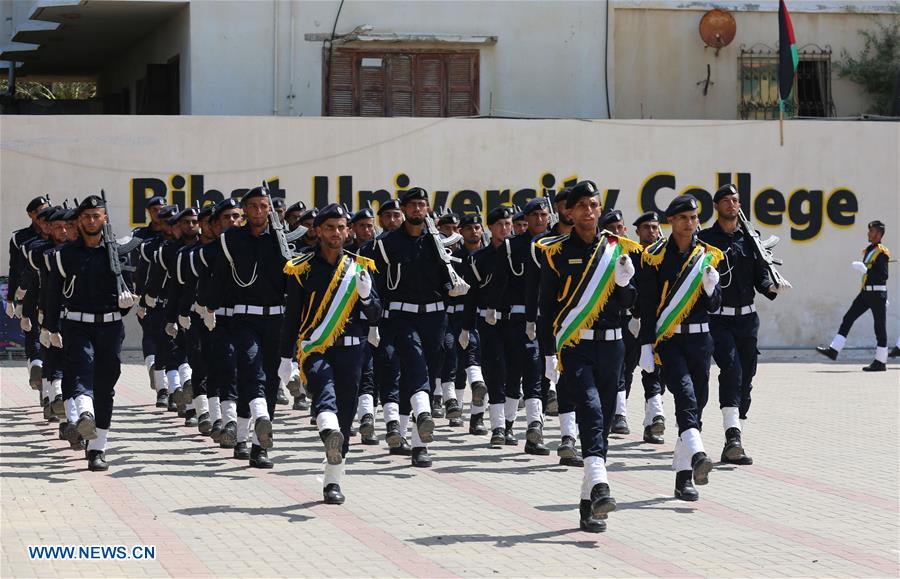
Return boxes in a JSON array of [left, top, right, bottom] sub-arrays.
[[698, 221, 775, 308], [206, 225, 288, 310], [370, 224, 453, 307], [44, 238, 123, 332]]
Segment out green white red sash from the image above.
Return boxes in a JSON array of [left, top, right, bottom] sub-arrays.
[[654, 244, 718, 344]]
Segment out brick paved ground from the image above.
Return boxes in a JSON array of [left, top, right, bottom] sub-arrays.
[[1, 351, 898, 578]]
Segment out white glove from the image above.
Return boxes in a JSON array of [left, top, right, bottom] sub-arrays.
[[204, 311, 216, 331], [14, 304, 22, 319], [458, 329, 470, 350], [639, 344, 655, 372], [544, 355, 559, 383], [165, 322, 178, 338], [178, 315, 192, 330], [525, 321, 536, 341], [614, 255, 635, 287], [702, 265, 720, 296], [14, 288, 26, 301], [144, 295, 157, 308], [37, 311, 43, 325], [20, 317, 32, 332], [5, 302, 14, 318], [367, 326, 381, 347], [118, 291, 135, 309], [278, 357, 293, 386], [39, 328, 51, 348], [448, 280, 470, 297], [356, 270, 372, 300], [485, 308, 498, 326], [49, 332, 63, 349], [851, 261, 867, 274], [136, 306, 147, 320]]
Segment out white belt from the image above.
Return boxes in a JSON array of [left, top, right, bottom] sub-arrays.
[[389, 301, 445, 314], [64, 311, 122, 323], [864, 285, 887, 292], [341, 336, 363, 346], [673, 322, 709, 334], [446, 305, 459, 314], [232, 304, 285, 316], [579, 328, 622, 341], [715, 304, 756, 316], [478, 309, 509, 320], [215, 307, 234, 317], [509, 305, 526, 315]]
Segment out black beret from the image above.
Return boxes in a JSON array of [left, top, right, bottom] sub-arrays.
[[632, 211, 660, 227], [513, 207, 526, 221], [298, 208, 319, 223], [169, 207, 199, 225], [554, 188, 571, 205], [400, 187, 428, 205], [459, 213, 483, 228], [598, 209, 623, 230], [198, 203, 215, 219], [157, 204, 179, 221], [48, 208, 69, 222], [868, 220, 885, 232], [63, 208, 79, 221], [272, 197, 286, 210], [665, 194, 699, 218], [378, 199, 402, 215], [26, 196, 50, 213], [212, 198, 240, 219], [487, 205, 515, 226], [351, 208, 375, 224], [566, 180, 599, 209], [146, 196, 167, 209], [286, 201, 307, 214], [37, 205, 58, 220], [313, 203, 348, 227], [77, 195, 107, 215], [437, 212, 460, 226], [713, 184, 738, 203], [523, 197, 550, 215], [240, 186, 267, 205]]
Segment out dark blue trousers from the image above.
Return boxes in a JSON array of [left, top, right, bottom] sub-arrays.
[[657, 333, 713, 434], [374, 319, 401, 410], [389, 311, 447, 411], [24, 317, 41, 362], [210, 316, 237, 403], [138, 312, 156, 359], [186, 312, 208, 397], [42, 343, 63, 382], [620, 327, 666, 400], [61, 319, 124, 430], [503, 317, 542, 401], [358, 343, 376, 400], [838, 291, 887, 348], [560, 338, 623, 460], [232, 313, 283, 421], [710, 312, 759, 419], [305, 343, 365, 457]]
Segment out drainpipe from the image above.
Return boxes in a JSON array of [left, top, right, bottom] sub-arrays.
[[273, 0, 279, 115], [288, 0, 295, 116]]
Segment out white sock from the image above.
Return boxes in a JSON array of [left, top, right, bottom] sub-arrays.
[[489, 403, 505, 430], [153, 370, 166, 391], [87, 428, 109, 452], [41, 378, 50, 401], [465, 365, 484, 384], [643, 394, 664, 427], [411, 391, 430, 416], [166, 370, 181, 391], [875, 346, 888, 363], [64, 398, 77, 424], [193, 395, 210, 416], [681, 427, 705, 456], [830, 334, 846, 352], [740, 418, 747, 433], [525, 398, 542, 425], [399, 414, 410, 435], [221, 399, 237, 424], [433, 378, 442, 396], [249, 397, 269, 423], [548, 380, 557, 393], [74, 394, 94, 417], [471, 403, 485, 415], [722, 406, 740, 431], [208, 397, 221, 422], [178, 363, 192, 385], [324, 461, 345, 486], [31, 359, 43, 369], [236, 416, 250, 443], [357, 394, 374, 420], [559, 411, 577, 438], [442, 382, 457, 400], [144, 355, 155, 370], [615, 390, 627, 415], [672, 436, 691, 471], [51, 379, 62, 397], [581, 455, 609, 499], [504, 397, 519, 423], [383, 402, 400, 423], [316, 411, 339, 432]]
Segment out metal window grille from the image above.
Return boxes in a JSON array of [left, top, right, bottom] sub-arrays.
[[738, 44, 835, 120]]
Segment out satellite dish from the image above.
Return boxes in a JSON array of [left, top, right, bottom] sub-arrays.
[[699, 9, 736, 55]]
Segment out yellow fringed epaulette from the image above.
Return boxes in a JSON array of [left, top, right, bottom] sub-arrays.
[[877, 244, 891, 259], [641, 237, 667, 268], [344, 249, 378, 273], [609, 234, 643, 255], [535, 233, 568, 256], [283, 252, 314, 277], [699, 241, 725, 268]]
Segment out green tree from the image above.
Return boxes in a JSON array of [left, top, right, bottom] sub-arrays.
[[837, 17, 900, 115], [0, 80, 96, 100]]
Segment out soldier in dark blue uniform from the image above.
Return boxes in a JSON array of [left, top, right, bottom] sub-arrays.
[[537, 181, 642, 533], [206, 187, 287, 468], [817, 220, 891, 372], [131, 195, 167, 390], [370, 188, 469, 467], [284, 201, 307, 232], [700, 185, 786, 465], [43, 196, 135, 471], [280, 204, 382, 504], [638, 194, 722, 501]]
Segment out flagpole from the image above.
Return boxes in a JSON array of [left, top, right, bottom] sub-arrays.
[[779, 106, 784, 147]]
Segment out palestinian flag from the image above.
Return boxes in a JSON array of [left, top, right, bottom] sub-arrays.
[[778, 0, 798, 112]]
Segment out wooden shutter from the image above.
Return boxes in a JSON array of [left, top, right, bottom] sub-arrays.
[[359, 55, 386, 116], [327, 50, 355, 116], [415, 55, 444, 117], [447, 54, 477, 116], [388, 54, 414, 116]]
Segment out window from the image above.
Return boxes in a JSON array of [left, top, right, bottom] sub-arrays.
[[323, 49, 479, 117], [738, 45, 835, 120]]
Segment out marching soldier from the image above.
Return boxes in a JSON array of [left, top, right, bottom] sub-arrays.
[[638, 194, 722, 502], [132, 195, 167, 390], [817, 220, 891, 372], [284, 201, 307, 232], [280, 204, 382, 504]]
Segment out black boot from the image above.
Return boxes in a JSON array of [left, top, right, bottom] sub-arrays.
[[590, 482, 617, 518], [51, 395, 65, 417], [611, 414, 629, 435], [276, 387, 289, 405], [643, 425, 664, 445], [198, 412, 213, 434], [559, 454, 584, 467], [167, 396, 178, 413], [29, 364, 43, 390], [323, 483, 345, 505], [183, 408, 198, 428], [674, 470, 698, 501], [579, 500, 607, 533], [254, 417, 273, 449], [296, 393, 311, 410], [320, 429, 345, 465], [815, 346, 838, 360], [415, 412, 435, 444], [431, 395, 445, 419], [557, 435, 577, 459], [219, 421, 237, 448], [42, 398, 51, 421], [468, 413, 488, 436], [862, 360, 886, 372], [504, 420, 517, 446], [233, 441, 250, 460], [444, 397, 462, 420], [58, 422, 68, 440], [721, 427, 753, 465], [209, 419, 224, 442], [546, 390, 559, 416], [470, 381, 487, 407], [76, 412, 97, 441], [155, 389, 169, 408], [182, 379, 193, 402], [249, 444, 273, 468], [389, 437, 412, 456], [411, 446, 432, 467], [890, 346, 900, 358], [359, 413, 376, 437], [385, 420, 402, 448], [525, 421, 550, 455], [87, 450, 108, 471], [691, 452, 713, 486], [449, 417, 464, 427], [489, 427, 505, 447]]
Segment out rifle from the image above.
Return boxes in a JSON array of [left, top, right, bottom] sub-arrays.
[[424, 214, 467, 290], [476, 206, 491, 246], [99, 189, 137, 297], [737, 207, 791, 289], [262, 180, 293, 261], [546, 194, 559, 228]]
